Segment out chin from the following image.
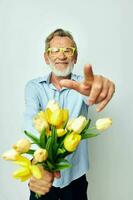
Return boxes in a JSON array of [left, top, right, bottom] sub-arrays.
[[53, 71, 71, 77], [50, 64, 74, 77]]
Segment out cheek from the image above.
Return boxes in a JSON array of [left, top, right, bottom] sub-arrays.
[[48, 57, 56, 63], [68, 59, 75, 64]]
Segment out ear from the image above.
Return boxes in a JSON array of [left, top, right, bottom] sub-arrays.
[[44, 52, 50, 64]]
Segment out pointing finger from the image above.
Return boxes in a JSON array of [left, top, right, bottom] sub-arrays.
[[88, 76, 103, 105], [83, 64, 94, 83]]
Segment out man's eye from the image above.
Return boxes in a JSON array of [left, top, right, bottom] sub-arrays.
[[64, 48, 71, 52], [51, 48, 59, 53]]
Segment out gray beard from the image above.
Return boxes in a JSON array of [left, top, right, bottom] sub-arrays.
[[49, 63, 74, 77]]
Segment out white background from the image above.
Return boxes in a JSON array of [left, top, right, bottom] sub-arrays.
[[0, 0, 132, 199]]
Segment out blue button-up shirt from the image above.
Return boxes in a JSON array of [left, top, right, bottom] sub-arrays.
[[23, 72, 89, 188]]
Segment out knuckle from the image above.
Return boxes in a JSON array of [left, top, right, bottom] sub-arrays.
[[105, 95, 111, 101], [29, 180, 33, 188], [89, 97, 95, 102], [45, 187, 50, 193], [96, 75, 103, 80], [99, 92, 107, 99], [49, 174, 53, 181], [94, 84, 102, 91], [47, 182, 52, 188]]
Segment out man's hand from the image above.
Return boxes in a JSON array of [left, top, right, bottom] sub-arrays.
[[59, 64, 115, 112], [29, 167, 61, 195]]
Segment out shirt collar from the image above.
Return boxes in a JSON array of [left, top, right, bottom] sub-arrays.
[[38, 72, 78, 84]]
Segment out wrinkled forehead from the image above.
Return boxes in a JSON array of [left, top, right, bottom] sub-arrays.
[[49, 36, 74, 48]]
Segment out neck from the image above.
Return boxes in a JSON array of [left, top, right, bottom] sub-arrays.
[[50, 72, 71, 90]]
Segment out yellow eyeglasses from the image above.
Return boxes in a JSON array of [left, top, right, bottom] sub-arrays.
[[47, 47, 76, 57]]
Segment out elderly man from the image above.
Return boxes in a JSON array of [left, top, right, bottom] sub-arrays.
[[24, 28, 115, 200]]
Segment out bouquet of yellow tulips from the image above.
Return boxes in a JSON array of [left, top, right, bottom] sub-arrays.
[[2, 100, 112, 197]]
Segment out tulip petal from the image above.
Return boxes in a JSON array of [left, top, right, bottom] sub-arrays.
[[45, 108, 52, 124], [13, 155, 31, 167], [57, 129, 67, 137], [2, 149, 19, 161], [62, 109, 69, 122], [30, 165, 42, 179], [19, 174, 32, 182], [13, 167, 31, 179]]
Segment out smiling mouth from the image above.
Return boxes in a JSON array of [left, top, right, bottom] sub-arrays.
[[55, 62, 68, 64]]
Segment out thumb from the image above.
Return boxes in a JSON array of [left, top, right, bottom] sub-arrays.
[[59, 79, 80, 91], [53, 171, 61, 179]]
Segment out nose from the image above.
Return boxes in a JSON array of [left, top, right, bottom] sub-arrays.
[[58, 51, 66, 59]]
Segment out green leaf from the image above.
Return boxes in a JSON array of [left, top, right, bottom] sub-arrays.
[[51, 126, 57, 143], [62, 119, 68, 129], [46, 160, 55, 171], [58, 130, 72, 148], [56, 158, 69, 163], [26, 149, 35, 155], [40, 128, 47, 148], [45, 137, 53, 162], [80, 119, 91, 134], [54, 162, 72, 170], [81, 133, 99, 139], [35, 193, 41, 199], [50, 126, 58, 157], [57, 147, 66, 155], [24, 130, 41, 146]]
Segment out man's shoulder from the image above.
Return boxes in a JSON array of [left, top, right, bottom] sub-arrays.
[[27, 77, 45, 84], [26, 74, 48, 85], [25, 75, 49, 91]]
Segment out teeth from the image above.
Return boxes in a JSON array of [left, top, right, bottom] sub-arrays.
[[56, 63, 67, 64]]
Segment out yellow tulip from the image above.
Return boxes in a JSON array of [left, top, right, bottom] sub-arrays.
[[13, 167, 31, 181], [33, 114, 49, 133], [12, 155, 42, 181], [35, 111, 46, 119], [33, 148, 48, 162], [64, 132, 81, 152], [66, 118, 75, 130], [12, 138, 31, 153], [45, 107, 69, 127], [62, 109, 69, 124], [57, 129, 67, 137], [46, 100, 60, 112], [2, 149, 19, 161], [96, 118, 112, 131], [66, 116, 87, 134], [45, 108, 62, 126], [50, 109, 63, 126]]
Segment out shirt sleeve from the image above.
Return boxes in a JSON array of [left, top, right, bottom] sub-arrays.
[[22, 81, 41, 136], [75, 74, 89, 106]]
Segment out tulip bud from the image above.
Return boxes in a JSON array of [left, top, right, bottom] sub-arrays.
[[96, 118, 112, 131], [33, 118, 49, 133], [64, 133, 81, 152], [12, 138, 31, 153], [34, 148, 48, 162], [2, 149, 19, 161], [36, 111, 46, 119], [66, 116, 87, 134], [50, 109, 63, 126], [45, 108, 64, 126], [57, 129, 67, 137], [46, 100, 60, 112]]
